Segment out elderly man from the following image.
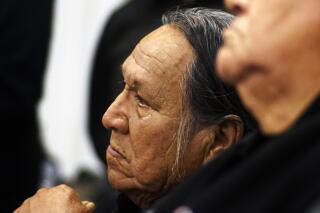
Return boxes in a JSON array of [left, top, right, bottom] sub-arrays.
[[150, 0, 320, 212], [100, 8, 257, 212], [14, 8, 254, 213]]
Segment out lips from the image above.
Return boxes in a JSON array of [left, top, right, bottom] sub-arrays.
[[107, 145, 126, 159]]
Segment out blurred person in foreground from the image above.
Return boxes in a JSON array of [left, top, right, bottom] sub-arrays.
[[14, 8, 255, 213], [0, 0, 53, 212], [148, 0, 320, 212]]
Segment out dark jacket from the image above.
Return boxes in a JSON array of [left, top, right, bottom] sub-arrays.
[[112, 194, 141, 213]]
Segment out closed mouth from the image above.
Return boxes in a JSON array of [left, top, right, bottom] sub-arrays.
[[107, 145, 126, 160]]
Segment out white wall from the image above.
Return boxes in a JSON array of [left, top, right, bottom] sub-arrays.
[[39, 0, 127, 181]]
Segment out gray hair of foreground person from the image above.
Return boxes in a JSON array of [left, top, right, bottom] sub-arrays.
[[162, 8, 255, 177]]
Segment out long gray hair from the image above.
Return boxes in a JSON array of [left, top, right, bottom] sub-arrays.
[[162, 8, 254, 178]]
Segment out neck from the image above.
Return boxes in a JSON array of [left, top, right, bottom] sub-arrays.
[[256, 77, 320, 135], [127, 190, 163, 209]]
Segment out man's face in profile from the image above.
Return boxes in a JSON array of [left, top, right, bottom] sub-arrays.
[[217, 0, 320, 133], [101, 25, 209, 207]]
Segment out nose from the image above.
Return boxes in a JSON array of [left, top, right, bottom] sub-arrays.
[[102, 91, 129, 134], [224, 0, 248, 15]]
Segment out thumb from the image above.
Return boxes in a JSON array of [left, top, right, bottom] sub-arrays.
[[82, 201, 96, 213]]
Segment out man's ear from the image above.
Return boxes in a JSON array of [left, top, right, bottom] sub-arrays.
[[203, 115, 244, 164]]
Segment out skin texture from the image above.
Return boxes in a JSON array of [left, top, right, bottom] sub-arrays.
[[217, 0, 320, 135], [14, 24, 244, 212], [13, 185, 95, 213], [102, 25, 243, 208]]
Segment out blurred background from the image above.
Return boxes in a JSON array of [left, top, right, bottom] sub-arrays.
[[38, 0, 124, 185], [1, 0, 223, 212]]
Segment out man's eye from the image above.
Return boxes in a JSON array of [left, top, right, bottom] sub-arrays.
[[135, 95, 148, 108]]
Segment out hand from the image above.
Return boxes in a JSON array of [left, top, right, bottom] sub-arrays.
[[13, 184, 95, 213]]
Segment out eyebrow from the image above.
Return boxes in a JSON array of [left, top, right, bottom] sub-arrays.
[[120, 64, 160, 110], [120, 64, 141, 91]]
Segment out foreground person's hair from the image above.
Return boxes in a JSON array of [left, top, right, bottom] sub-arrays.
[[162, 8, 255, 176]]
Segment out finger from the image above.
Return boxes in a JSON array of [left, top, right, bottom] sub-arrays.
[[57, 184, 80, 198], [57, 184, 71, 190], [82, 201, 96, 213], [36, 187, 48, 194]]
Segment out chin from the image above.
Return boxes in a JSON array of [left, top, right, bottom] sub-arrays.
[[107, 168, 117, 186], [107, 167, 127, 190], [216, 49, 225, 76], [216, 48, 237, 83], [219, 49, 256, 86]]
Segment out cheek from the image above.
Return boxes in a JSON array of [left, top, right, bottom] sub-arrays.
[[246, 2, 303, 66], [131, 126, 176, 170], [129, 140, 176, 191], [129, 113, 178, 155], [236, 69, 291, 122], [128, 116, 178, 187], [216, 33, 251, 83]]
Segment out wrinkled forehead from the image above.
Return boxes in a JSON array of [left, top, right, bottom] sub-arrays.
[[129, 25, 195, 78]]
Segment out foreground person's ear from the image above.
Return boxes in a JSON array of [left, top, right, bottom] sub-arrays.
[[203, 114, 244, 164]]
